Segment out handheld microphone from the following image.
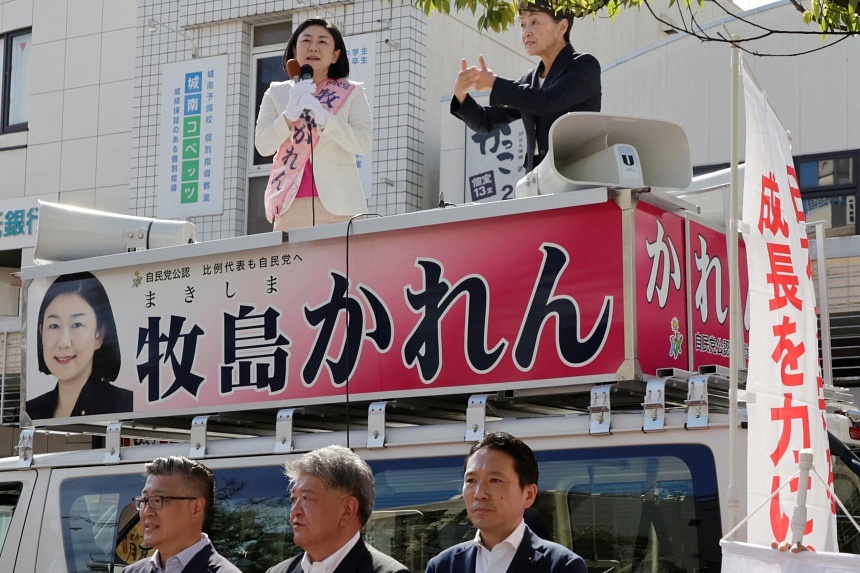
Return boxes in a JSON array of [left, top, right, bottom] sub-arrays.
[[289, 64, 318, 223], [298, 64, 315, 120], [286, 60, 316, 123], [286, 59, 302, 82]]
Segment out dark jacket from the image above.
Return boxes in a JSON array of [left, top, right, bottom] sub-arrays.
[[267, 537, 410, 573], [122, 542, 241, 572], [26, 374, 133, 420], [451, 43, 601, 172], [425, 525, 587, 573]]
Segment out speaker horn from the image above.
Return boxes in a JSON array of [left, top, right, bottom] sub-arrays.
[[516, 112, 693, 198], [34, 201, 197, 263]]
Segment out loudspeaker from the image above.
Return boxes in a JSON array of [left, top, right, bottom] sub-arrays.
[[34, 201, 197, 263], [516, 112, 693, 198]]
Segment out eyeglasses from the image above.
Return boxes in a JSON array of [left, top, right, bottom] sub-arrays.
[[132, 495, 198, 510]]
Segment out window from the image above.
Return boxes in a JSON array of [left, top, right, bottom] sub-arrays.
[[1, 29, 30, 133], [207, 466, 295, 569], [833, 454, 860, 553], [247, 23, 292, 235], [47, 442, 860, 573], [60, 446, 723, 573], [797, 150, 860, 238], [252, 52, 290, 167], [368, 445, 723, 572], [0, 482, 23, 553], [61, 466, 293, 572]]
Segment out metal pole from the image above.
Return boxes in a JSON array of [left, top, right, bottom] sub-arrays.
[[726, 35, 742, 536], [813, 221, 834, 387], [790, 450, 814, 546], [0, 330, 5, 424]]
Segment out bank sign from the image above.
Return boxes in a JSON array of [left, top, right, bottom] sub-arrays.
[[23, 194, 747, 425], [0, 198, 39, 249]]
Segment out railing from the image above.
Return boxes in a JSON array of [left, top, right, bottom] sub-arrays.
[[0, 329, 20, 426], [0, 375, 20, 426], [813, 235, 860, 384]]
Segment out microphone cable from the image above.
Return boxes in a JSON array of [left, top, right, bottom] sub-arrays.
[[343, 211, 381, 449], [307, 113, 316, 227], [285, 59, 316, 227]]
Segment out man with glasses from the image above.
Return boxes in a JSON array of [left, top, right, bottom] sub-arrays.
[[124, 455, 241, 572]]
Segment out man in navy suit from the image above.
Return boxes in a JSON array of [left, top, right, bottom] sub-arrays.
[[267, 445, 410, 573], [123, 456, 240, 572], [426, 432, 587, 573]]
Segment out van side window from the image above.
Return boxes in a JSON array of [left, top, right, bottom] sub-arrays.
[[58, 445, 720, 572], [558, 445, 721, 573], [365, 444, 721, 572], [0, 482, 23, 553], [206, 465, 293, 568], [833, 455, 860, 552], [60, 466, 293, 572], [61, 475, 140, 571]]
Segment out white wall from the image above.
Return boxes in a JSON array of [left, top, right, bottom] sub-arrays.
[[0, 0, 138, 436], [428, 2, 734, 202], [427, 10, 532, 206], [0, 0, 136, 213], [599, 1, 860, 166], [432, 1, 859, 180], [574, 1, 738, 66], [10, 0, 852, 237]]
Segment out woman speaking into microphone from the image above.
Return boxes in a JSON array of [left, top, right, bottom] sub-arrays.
[[255, 18, 372, 231]]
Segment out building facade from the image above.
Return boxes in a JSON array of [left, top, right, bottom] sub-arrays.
[[1, 0, 857, 443], [0, 0, 534, 445]]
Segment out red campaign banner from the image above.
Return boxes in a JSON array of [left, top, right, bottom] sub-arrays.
[[634, 201, 690, 375], [25, 201, 629, 423], [688, 218, 749, 371]]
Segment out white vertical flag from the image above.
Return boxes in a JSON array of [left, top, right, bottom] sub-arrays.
[[740, 63, 837, 551]]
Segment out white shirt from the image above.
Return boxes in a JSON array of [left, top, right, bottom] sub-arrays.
[[473, 520, 526, 573], [300, 531, 361, 573], [149, 533, 210, 573]]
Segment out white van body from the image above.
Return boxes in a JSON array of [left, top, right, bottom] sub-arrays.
[[4, 185, 860, 572], [3, 398, 860, 572]]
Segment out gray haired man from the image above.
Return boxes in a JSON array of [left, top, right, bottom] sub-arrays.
[[267, 445, 410, 573]]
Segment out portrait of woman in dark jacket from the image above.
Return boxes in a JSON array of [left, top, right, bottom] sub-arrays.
[[26, 271, 131, 420]]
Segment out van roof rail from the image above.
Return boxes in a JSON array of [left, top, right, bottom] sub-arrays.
[[17, 371, 757, 444]]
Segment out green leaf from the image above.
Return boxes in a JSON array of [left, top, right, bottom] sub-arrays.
[[407, 0, 860, 35]]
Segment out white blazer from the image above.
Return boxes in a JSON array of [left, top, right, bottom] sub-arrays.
[[255, 79, 372, 218]]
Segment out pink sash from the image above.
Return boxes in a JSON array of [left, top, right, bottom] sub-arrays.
[[264, 78, 356, 222]]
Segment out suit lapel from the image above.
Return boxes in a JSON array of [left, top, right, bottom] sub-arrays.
[[529, 64, 542, 88], [283, 555, 304, 573], [333, 539, 370, 573], [506, 526, 543, 572], [543, 44, 573, 84], [180, 542, 212, 572], [458, 544, 479, 571]]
